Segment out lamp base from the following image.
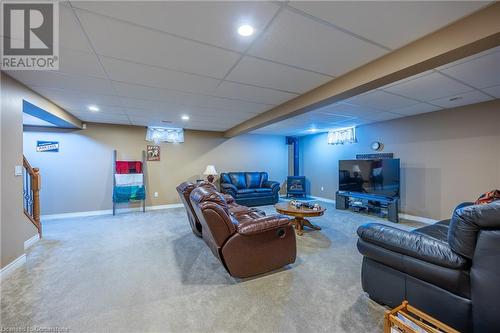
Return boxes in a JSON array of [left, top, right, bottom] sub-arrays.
[[207, 175, 215, 183]]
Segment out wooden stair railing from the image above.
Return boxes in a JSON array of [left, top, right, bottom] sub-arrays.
[[23, 156, 41, 237]]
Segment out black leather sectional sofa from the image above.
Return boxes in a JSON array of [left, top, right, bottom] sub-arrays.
[[357, 201, 500, 332], [220, 172, 280, 207]]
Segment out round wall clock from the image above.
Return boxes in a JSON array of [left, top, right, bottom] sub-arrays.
[[371, 141, 382, 151]]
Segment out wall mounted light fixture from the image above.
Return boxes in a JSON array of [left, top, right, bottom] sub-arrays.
[[145, 127, 184, 144], [327, 126, 356, 145]]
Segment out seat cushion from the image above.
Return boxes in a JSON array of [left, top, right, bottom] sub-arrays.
[[235, 191, 273, 198], [254, 188, 272, 193], [358, 239, 470, 298], [245, 172, 262, 189], [413, 224, 449, 242], [229, 173, 247, 189], [236, 189, 254, 194]]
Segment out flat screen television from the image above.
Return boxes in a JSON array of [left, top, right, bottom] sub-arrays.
[[339, 159, 400, 198]]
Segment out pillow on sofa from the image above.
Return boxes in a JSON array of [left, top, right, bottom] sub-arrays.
[[475, 189, 500, 205]]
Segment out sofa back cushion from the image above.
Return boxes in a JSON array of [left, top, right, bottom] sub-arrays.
[[246, 172, 262, 188], [229, 173, 247, 189], [176, 182, 201, 236], [190, 186, 236, 257], [220, 172, 269, 189], [448, 201, 500, 259], [220, 173, 231, 185]]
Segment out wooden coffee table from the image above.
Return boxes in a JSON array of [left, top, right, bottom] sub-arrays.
[[275, 202, 326, 236]]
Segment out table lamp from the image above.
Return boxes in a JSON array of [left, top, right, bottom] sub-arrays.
[[203, 165, 218, 183]]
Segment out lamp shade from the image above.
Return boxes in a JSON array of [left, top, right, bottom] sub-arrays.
[[203, 165, 218, 175]]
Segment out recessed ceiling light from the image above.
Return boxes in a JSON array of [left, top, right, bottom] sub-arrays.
[[88, 105, 99, 112], [238, 25, 255, 37], [181, 115, 190, 121]]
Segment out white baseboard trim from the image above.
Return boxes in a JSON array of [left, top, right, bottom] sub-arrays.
[[399, 214, 437, 224], [24, 234, 40, 250], [0, 254, 26, 282], [42, 203, 184, 221], [309, 195, 336, 204]]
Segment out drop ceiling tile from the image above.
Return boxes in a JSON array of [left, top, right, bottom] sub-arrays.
[[6, 71, 115, 95], [437, 45, 500, 70], [59, 4, 93, 53], [316, 102, 386, 118], [392, 103, 442, 116], [59, 48, 106, 78], [71, 1, 279, 52], [75, 9, 240, 78], [289, 1, 488, 49], [71, 112, 131, 125], [296, 112, 353, 124], [128, 115, 235, 131], [331, 118, 372, 128], [226, 56, 332, 94], [249, 8, 386, 76], [32, 87, 123, 108], [430, 90, 493, 108], [101, 57, 220, 95], [440, 51, 500, 89], [214, 81, 298, 105], [67, 105, 126, 115], [112, 81, 271, 113], [123, 103, 257, 121], [383, 72, 473, 102], [363, 112, 404, 122], [482, 85, 500, 98], [345, 90, 419, 111], [380, 70, 433, 89]]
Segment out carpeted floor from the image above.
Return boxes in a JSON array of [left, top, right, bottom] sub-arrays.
[[1, 200, 424, 332]]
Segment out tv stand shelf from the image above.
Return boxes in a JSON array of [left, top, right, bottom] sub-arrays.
[[336, 191, 399, 223]]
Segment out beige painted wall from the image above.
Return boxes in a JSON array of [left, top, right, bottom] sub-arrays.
[[1, 74, 43, 268], [300, 100, 500, 220], [23, 124, 288, 215]]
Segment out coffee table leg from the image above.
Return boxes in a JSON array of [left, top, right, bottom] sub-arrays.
[[303, 219, 322, 231], [293, 217, 304, 236]]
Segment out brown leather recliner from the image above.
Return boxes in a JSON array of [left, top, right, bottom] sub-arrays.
[[176, 181, 268, 237], [189, 185, 296, 278], [176, 181, 202, 237]]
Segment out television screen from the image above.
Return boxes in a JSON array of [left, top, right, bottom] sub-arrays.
[[339, 159, 400, 198]]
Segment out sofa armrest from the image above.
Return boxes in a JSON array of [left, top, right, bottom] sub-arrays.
[[220, 183, 238, 196], [357, 223, 467, 269], [237, 215, 291, 236], [262, 180, 280, 192]]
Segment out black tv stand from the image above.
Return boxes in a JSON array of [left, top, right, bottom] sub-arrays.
[[335, 191, 399, 223]]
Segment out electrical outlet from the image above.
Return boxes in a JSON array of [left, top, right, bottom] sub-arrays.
[[14, 165, 23, 176], [154, 192, 159, 198], [321, 186, 324, 191]]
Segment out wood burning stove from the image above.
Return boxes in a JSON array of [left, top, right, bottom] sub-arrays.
[[287, 176, 306, 198]]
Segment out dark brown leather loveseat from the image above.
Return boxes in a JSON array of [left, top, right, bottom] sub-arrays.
[[176, 181, 296, 278], [357, 201, 500, 332]]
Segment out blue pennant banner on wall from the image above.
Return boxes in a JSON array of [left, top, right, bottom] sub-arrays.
[[36, 141, 59, 152]]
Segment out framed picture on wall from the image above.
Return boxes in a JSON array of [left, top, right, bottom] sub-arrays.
[[147, 145, 160, 161]]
